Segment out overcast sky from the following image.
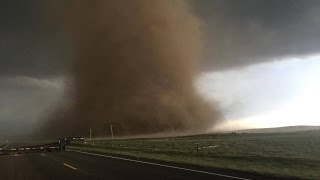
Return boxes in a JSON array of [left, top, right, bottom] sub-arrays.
[[1, 0, 320, 138]]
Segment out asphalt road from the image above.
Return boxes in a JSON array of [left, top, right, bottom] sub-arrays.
[[0, 149, 254, 180]]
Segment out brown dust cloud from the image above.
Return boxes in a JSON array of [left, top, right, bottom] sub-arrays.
[[43, 0, 220, 138]]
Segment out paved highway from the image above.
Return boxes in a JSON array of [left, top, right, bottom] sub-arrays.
[[0, 149, 257, 180]]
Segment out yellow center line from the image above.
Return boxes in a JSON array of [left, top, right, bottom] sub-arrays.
[[63, 163, 78, 171]]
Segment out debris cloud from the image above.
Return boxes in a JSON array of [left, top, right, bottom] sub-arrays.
[[45, 0, 220, 137]]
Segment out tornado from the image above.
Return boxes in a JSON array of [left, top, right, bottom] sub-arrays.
[[44, 0, 220, 137]]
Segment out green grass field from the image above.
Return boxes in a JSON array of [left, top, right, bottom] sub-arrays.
[[68, 130, 320, 179]]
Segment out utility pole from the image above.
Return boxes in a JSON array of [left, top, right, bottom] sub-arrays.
[[89, 128, 92, 140], [110, 125, 114, 140]]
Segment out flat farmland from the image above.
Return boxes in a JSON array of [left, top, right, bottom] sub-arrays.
[[69, 130, 320, 179]]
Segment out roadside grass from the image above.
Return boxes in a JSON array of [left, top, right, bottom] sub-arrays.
[[68, 130, 320, 179]]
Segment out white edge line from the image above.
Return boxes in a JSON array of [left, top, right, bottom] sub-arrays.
[[63, 163, 78, 170], [67, 150, 251, 180]]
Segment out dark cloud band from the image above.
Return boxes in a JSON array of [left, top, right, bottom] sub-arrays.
[[194, 0, 320, 70]]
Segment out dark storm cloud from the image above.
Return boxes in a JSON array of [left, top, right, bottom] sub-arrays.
[[0, 0, 71, 78], [193, 0, 320, 70]]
